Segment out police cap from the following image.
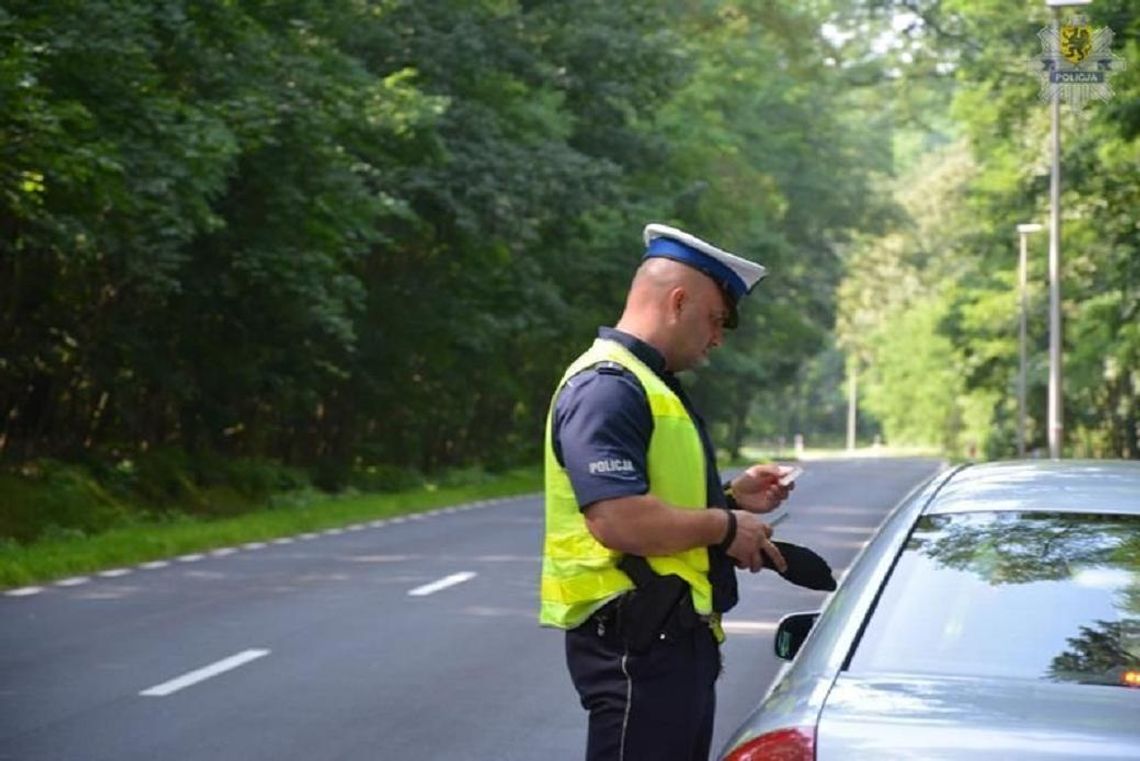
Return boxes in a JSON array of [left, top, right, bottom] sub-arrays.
[[642, 223, 767, 329]]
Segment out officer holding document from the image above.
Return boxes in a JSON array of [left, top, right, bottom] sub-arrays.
[[539, 224, 820, 761]]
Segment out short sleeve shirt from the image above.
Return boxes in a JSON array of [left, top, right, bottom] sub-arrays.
[[551, 327, 739, 612]]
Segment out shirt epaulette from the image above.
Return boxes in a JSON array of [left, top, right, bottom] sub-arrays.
[[592, 361, 626, 376]]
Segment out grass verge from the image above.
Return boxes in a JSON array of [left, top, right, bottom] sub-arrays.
[[0, 466, 541, 590]]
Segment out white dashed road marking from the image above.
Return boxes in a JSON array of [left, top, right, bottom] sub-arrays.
[[140, 649, 270, 697], [408, 572, 477, 597], [722, 620, 778, 635]]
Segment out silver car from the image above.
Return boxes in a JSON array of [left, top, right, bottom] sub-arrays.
[[719, 460, 1140, 760]]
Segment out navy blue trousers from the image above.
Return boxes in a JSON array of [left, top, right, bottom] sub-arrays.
[[565, 615, 720, 761]]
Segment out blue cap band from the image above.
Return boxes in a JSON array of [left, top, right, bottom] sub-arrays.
[[643, 237, 747, 302]]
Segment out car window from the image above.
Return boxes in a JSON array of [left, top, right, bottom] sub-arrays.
[[849, 511, 1140, 687]]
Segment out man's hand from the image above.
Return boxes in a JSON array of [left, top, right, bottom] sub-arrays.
[[729, 464, 793, 514], [724, 511, 787, 573]]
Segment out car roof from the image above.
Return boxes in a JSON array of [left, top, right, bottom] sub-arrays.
[[923, 459, 1140, 517]]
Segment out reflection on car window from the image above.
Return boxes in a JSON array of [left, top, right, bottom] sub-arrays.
[[849, 512, 1140, 687]]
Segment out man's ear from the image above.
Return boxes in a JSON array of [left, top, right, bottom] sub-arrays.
[[668, 286, 686, 322]]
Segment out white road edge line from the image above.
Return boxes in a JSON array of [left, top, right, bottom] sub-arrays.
[[408, 571, 477, 597], [140, 649, 271, 697]]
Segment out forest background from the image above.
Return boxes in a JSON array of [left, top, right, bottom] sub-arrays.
[[2, 0, 1137, 547]]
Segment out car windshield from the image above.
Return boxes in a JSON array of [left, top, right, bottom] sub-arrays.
[[849, 511, 1140, 688]]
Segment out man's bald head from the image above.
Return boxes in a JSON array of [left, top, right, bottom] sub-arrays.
[[629, 257, 711, 301], [615, 258, 730, 372]]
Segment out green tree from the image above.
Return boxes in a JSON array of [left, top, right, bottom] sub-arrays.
[[833, 0, 1139, 458]]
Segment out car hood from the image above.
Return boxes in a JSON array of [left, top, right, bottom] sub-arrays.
[[817, 673, 1140, 760]]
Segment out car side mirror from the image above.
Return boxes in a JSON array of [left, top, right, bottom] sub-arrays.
[[774, 611, 819, 661]]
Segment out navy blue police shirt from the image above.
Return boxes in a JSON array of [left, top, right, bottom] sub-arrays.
[[551, 327, 739, 613]]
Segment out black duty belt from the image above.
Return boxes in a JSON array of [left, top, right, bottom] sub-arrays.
[[583, 556, 708, 651]]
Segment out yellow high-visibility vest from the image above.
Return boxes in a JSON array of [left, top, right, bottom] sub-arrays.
[[539, 338, 716, 634]]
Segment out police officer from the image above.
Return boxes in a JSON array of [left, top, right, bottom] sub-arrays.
[[539, 224, 793, 761]]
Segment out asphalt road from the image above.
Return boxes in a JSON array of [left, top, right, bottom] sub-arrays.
[[0, 457, 942, 761]]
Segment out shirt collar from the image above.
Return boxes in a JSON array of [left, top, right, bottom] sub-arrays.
[[598, 327, 668, 377]]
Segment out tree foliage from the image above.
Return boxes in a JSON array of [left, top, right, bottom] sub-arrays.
[[834, 0, 1139, 458], [8, 0, 1129, 488], [1, 0, 890, 479]]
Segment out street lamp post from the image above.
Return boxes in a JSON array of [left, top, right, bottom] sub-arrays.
[[1016, 223, 1043, 457], [1044, 0, 1092, 459], [846, 356, 857, 452]]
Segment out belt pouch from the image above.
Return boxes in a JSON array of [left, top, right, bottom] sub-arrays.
[[616, 555, 689, 652]]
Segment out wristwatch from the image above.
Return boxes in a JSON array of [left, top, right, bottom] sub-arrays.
[[722, 481, 739, 511]]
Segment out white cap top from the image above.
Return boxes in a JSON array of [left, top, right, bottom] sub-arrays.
[[642, 223, 767, 327]]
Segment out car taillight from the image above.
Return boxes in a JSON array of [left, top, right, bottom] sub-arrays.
[[723, 726, 815, 761]]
